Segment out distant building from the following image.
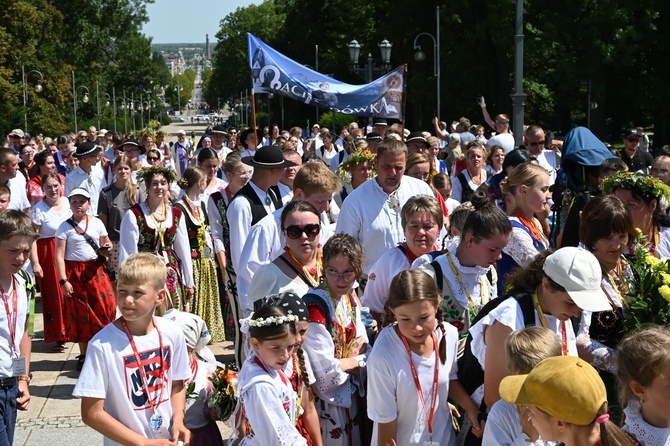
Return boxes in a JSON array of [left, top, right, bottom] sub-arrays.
[[206, 34, 211, 59]]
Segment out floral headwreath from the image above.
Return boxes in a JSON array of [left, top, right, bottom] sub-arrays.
[[239, 313, 299, 335], [602, 171, 670, 203], [137, 165, 177, 185], [336, 148, 376, 184]]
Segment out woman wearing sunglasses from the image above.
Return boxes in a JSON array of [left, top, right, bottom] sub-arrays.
[[245, 200, 322, 314]]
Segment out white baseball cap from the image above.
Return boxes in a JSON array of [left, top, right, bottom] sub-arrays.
[[177, 130, 186, 136], [67, 188, 91, 200], [542, 247, 611, 312]]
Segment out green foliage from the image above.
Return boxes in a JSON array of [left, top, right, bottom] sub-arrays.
[[319, 111, 356, 132]]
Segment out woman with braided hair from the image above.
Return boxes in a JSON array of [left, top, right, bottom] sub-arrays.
[[367, 269, 483, 445]]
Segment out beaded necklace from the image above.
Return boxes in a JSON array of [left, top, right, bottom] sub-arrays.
[[324, 281, 356, 358]]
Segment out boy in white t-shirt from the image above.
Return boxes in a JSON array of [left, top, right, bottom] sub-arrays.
[[73, 253, 191, 445], [0, 210, 37, 445]]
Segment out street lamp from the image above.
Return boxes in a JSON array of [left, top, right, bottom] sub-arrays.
[[413, 6, 441, 118], [21, 63, 44, 134], [510, 0, 526, 146], [174, 81, 182, 116], [347, 38, 393, 83], [72, 70, 90, 132]]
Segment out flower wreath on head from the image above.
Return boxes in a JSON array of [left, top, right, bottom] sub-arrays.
[[137, 165, 177, 185], [239, 313, 299, 335], [336, 149, 376, 184], [138, 127, 157, 138], [602, 171, 670, 205]]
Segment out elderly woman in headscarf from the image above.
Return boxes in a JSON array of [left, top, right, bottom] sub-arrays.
[[163, 309, 224, 446]]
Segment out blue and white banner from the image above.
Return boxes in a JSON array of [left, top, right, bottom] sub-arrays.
[[248, 33, 405, 120]]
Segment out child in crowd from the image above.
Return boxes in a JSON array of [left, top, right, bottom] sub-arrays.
[[163, 308, 224, 446], [482, 326, 561, 446], [55, 188, 116, 371], [253, 292, 322, 446], [617, 326, 670, 445], [235, 305, 307, 445], [499, 356, 638, 446], [0, 184, 10, 210], [447, 201, 474, 239], [74, 253, 191, 445], [367, 269, 483, 445], [302, 233, 369, 446], [0, 211, 37, 445]]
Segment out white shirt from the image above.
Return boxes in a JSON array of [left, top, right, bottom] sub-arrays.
[[118, 204, 194, 288], [0, 273, 28, 378], [363, 246, 411, 314], [72, 318, 191, 445], [483, 399, 556, 446], [236, 209, 334, 304], [55, 216, 108, 262], [534, 150, 559, 185], [329, 150, 349, 173], [335, 175, 434, 274], [7, 176, 29, 212], [451, 169, 488, 203], [468, 297, 580, 405], [206, 191, 232, 255], [623, 400, 670, 446], [243, 263, 311, 317], [65, 165, 107, 216], [236, 354, 307, 446], [226, 181, 277, 273], [31, 199, 72, 239], [503, 216, 551, 268], [367, 322, 459, 446], [487, 133, 516, 153], [315, 144, 342, 167]]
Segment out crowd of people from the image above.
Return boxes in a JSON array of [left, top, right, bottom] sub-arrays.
[[0, 102, 668, 446]]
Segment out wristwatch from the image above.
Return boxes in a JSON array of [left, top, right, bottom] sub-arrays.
[[59, 279, 68, 285]]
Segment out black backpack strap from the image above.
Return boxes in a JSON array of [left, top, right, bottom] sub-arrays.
[[338, 150, 345, 164], [67, 219, 100, 251], [430, 259, 443, 293], [513, 293, 535, 327]]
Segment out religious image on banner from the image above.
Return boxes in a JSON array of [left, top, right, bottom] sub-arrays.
[[248, 33, 405, 120]]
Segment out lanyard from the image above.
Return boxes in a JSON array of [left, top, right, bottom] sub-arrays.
[[0, 277, 18, 356], [121, 318, 165, 416], [532, 292, 568, 356], [399, 330, 439, 439], [446, 253, 487, 310]]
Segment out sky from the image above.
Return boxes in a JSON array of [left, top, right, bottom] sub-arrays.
[[143, 0, 258, 44]]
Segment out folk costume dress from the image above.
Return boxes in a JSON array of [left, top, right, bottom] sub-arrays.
[[418, 238, 497, 338], [31, 199, 72, 343], [119, 202, 194, 310], [303, 286, 369, 446], [207, 186, 237, 342], [174, 196, 224, 342]]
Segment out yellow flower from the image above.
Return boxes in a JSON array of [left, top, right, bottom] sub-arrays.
[[635, 228, 643, 237], [662, 273, 670, 286], [363, 150, 372, 157], [659, 285, 670, 303], [646, 255, 660, 269]]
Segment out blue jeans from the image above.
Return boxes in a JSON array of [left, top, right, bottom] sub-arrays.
[[0, 384, 18, 446]]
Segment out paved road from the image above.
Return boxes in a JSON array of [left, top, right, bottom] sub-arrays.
[[16, 298, 235, 445]]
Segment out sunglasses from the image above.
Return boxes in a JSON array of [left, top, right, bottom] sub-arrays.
[[528, 140, 546, 147], [283, 224, 320, 239], [147, 156, 160, 162]]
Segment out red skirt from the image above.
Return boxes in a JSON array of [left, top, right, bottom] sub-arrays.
[[188, 420, 224, 446], [65, 259, 116, 343], [36, 238, 71, 343]]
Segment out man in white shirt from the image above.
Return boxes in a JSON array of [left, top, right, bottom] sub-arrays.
[[525, 125, 561, 185], [335, 138, 434, 276], [478, 96, 516, 153], [226, 145, 296, 275], [64, 142, 107, 216], [0, 148, 29, 212], [236, 161, 340, 311]]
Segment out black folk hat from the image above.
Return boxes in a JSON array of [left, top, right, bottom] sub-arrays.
[[73, 141, 102, 158], [406, 131, 429, 147], [242, 145, 297, 169], [239, 127, 264, 150]]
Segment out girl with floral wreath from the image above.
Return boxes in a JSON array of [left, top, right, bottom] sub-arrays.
[[175, 166, 225, 342], [118, 165, 195, 311]]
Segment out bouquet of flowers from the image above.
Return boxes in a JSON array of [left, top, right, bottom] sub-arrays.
[[205, 364, 239, 422], [625, 230, 670, 330]]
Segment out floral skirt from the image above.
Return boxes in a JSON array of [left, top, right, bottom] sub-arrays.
[[317, 395, 361, 446], [36, 238, 69, 343], [65, 259, 116, 343], [192, 256, 225, 342]]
